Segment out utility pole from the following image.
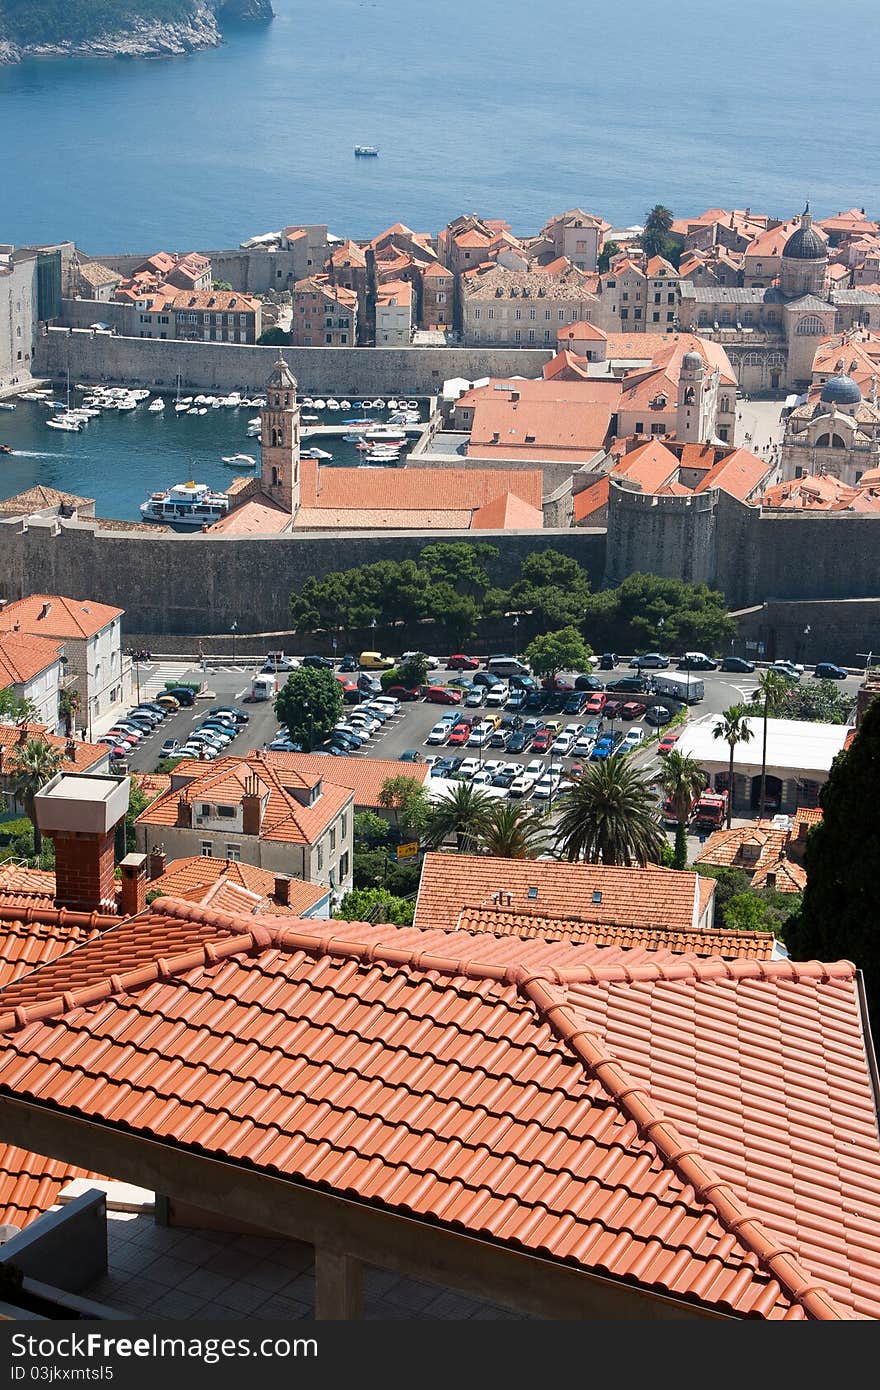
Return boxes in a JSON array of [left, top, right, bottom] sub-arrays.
[[857, 651, 875, 676]]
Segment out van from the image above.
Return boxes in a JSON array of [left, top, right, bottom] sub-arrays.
[[486, 656, 530, 678], [250, 672, 277, 701], [359, 650, 395, 670]]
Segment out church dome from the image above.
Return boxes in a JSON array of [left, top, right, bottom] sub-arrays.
[[783, 223, 826, 261], [820, 374, 862, 406], [682, 351, 703, 370]]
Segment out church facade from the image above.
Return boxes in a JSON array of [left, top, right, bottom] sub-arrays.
[[678, 208, 880, 391]]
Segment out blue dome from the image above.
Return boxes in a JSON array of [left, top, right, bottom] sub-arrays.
[[783, 225, 826, 260], [820, 374, 862, 406]]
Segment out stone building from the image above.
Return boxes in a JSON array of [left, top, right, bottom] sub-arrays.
[[0, 246, 37, 388], [780, 373, 880, 487], [460, 264, 599, 347], [290, 277, 357, 346]]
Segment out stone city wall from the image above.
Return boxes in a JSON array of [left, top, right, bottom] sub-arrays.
[[0, 515, 606, 636], [36, 328, 554, 396]]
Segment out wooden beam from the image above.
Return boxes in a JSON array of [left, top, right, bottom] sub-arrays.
[[0, 1098, 729, 1321], [315, 1249, 363, 1320]]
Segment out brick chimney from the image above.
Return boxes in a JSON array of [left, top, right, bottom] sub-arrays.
[[176, 795, 192, 828], [34, 772, 130, 915], [273, 874, 291, 907], [118, 852, 147, 917], [241, 774, 263, 836], [149, 846, 167, 880]]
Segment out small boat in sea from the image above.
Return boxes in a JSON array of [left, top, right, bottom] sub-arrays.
[[343, 432, 367, 443], [175, 402, 190, 414], [386, 399, 398, 411], [301, 414, 320, 423], [221, 453, 256, 467], [300, 446, 333, 460], [149, 398, 165, 412], [0, 402, 15, 412], [313, 399, 327, 410], [340, 400, 351, 410], [0, 444, 13, 454], [198, 407, 208, 414], [326, 398, 340, 411], [140, 481, 230, 526], [186, 407, 200, 415], [354, 145, 379, 157], [46, 418, 82, 432]]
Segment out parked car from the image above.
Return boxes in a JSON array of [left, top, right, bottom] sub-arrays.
[[464, 688, 484, 707], [524, 690, 547, 711], [488, 729, 509, 749], [471, 671, 500, 689], [430, 758, 456, 778], [402, 650, 441, 670], [813, 662, 848, 680], [564, 692, 587, 714], [620, 701, 645, 720], [522, 718, 546, 738], [348, 712, 381, 734], [677, 652, 718, 671], [606, 675, 649, 694], [447, 724, 471, 747], [574, 673, 604, 691], [210, 706, 249, 723], [532, 772, 563, 802], [360, 702, 391, 721], [164, 686, 196, 706], [644, 704, 673, 726], [629, 653, 670, 669], [621, 727, 645, 752], [658, 731, 681, 754], [359, 651, 395, 670], [585, 693, 607, 716], [541, 675, 573, 692], [467, 722, 494, 748], [357, 674, 383, 694], [154, 694, 181, 711], [505, 689, 527, 711], [601, 700, 624, 720], [263, 655, 299, 672], [768, 660, 801, 683], [598, 653, 617, 670], [551, 731, 576, 756], [423, 685, 461, 705], [398, 749, 426, 762], [720, 656, 756, 673], [159, 739, 181, 757], [572, 732, 595, 758], [491, 766, 519, 789], [447, 654, 480, 670], [484, 684, 508, 708], [426, 722, 451, 745], [531, 730, 552, 753], [385, 684, 422, 701], [508, 772, 538, 798], [506, 730, 529, 753], [338, 654, 359, 672]]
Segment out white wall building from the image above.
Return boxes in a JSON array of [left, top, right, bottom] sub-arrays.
[[0, 631, 66, 733], [676, 716, 851, 817]]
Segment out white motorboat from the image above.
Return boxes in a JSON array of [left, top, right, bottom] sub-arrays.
[[130, 389, 151, 401], [140, 480, 230, 526], [373, 399, 385, 409], [174, 402, 190, 414], [186, 407, 200, 415], [46, 418, 82, 432], [343, 432, 366, 443], [300, 446, 333, 460], [0, 402, 16, 411], [149, 398, 165, 412], [302, 397, 314, 407], [116, 398, 138, 411], [198, 407, 208, 414], [386, 398, 398, 410], [340, 400, 351, 410], [313, 399, 327, 410], [326, 398, 340, 410], [221, 453, 256, 467], [364, 426, 406, 442]]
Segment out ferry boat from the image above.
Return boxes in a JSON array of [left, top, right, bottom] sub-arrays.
[[140, 481, 230, 526]]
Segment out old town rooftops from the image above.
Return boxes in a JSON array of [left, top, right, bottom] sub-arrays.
[[0, 896, 875, 1318], [0, 594, 122, 639]]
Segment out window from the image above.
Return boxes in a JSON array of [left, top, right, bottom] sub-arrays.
[[558, 310, 565, 321], [200, 804, 211, 817], [620, 308, 629, 320], [200, 841, 213, 857], [330, 826, 336, 851], [487, 307, 494, 319], [651, 423, 664, 435], [529, 308, 536, 319], [528, 329, 535, 342], [340, 333, 347, 343], [339, 851, 349, 880], [437, 292, 446, 303], [515, 308, 521, 319], [607, 280, 616, 289], [226, 845, 241, 861], [325, 333, 332, 344], [514, 328, 521, 342], [666, 311, 675, 322], [544, 329, 551, 341], [654, 293, 661, 304], [473, 309, 480, 320], [635, 421, 644, 432], [634, 308, 642, 320], [216, 805, 235, 818], [652, 312, 660, 322], [317, 842, 324, 870], [667, 292, 675, 304], [544, 309, 551, 320], [340, 812, 346, 837], [622, 292, 629, 302]]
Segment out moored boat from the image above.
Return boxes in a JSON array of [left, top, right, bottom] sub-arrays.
[[140, 481, 230, 526]]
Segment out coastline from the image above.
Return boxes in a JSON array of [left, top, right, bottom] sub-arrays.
[[0, 1, 272, 66]]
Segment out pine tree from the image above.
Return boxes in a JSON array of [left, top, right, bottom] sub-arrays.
[[786, 699, 880, 1032]]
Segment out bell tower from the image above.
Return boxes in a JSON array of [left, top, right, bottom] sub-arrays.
[[260, 356, 301, 515]]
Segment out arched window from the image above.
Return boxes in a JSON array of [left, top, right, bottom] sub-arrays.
[[272, 466, 280, 486], [720, 396, 730, 412], [684, 386, 695, 405], [796, 315, 824, 336], [816, 432, 846, 448], [272, 428, 281, 448]]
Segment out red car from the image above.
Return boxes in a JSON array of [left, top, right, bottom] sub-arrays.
[[531, 730, 552, 753], [423, 685, 462, 705], [448, 654, 480, 670], [447, 723, 471, 746], [603, 699, 625, 719], [620, 701, 645, 720], [586, 693, 607, 716], [385, 684, 422, 701], [658, 732, 680, 755], [541, 675, 573, 691]]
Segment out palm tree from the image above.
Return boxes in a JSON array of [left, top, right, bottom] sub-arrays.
[[425, 782, 493, 852], [7, 738, 63, 858], [711, 705, 754, 828], [753, 671, 787, 820], [657, 746, 705, 823], [554, 758, 666, 866], [478, 801, 549, 860]]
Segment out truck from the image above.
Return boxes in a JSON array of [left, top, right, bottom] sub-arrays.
[[652, 674, 704, 704], [250, 671, 278, 701], [691, 788, 729, 833]]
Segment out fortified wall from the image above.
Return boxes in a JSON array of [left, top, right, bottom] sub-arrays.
[[36, 329, 554, 397], [0, 516, 606, 636]]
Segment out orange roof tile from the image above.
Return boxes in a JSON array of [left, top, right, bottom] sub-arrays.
[[0, 1145, 102, 1232], [300, 462, 542, 513], [206, 494, 293, 535], [253, 750, 428, 808], [467, 398, 612, 462], [0, 723, 108, 774], [470, 492, 544, 529], [612, 440, 679, 493], [0, 632, 63, 686], [293, 507, 475, 531], [0, 866, 57, 902], [169, 289, 259, 313], [0, 898, 874, 1317], [692, 449, 771, 501], [148, 855, 326, 916], [573, 477, 609, 522], [542, 349, 593, 382], [0, 595, 122, 640], [415, 853, 712, 934], [557, 320, 607, 341], [0, 905, 113, 988]]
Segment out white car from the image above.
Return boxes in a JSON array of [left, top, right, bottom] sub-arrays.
[[471, 770, 494, 787], [457, 757, 483, 778], [526, 758, 545, 780], [426, 722, 451, 745], [508, 772, 538, 798], [401, 650, 441, 670], [370, 697, 400, 714], [551, 731, 576, 756], [532, 772, 562, 801], [348, 713, 381, 734], [484, 684, 508, 707], [573, 734, 595, 758], [467, 723, 493, 747], [621, 727, 645, 752]]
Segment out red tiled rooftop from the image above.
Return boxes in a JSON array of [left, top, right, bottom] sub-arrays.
[[148, 855, 326, 917], [0, 899, 875, 1317], [0, 632, 64, 686], [0, 724, 108, 774], [299, 460, 542, 513], [0, 594, 122, 640]]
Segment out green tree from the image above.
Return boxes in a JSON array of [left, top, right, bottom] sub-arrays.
[[377, 775, 431, 840], [0, 689, 37, 726], [503, 551, 593, 634], [335, 886, 414, 927], [274, 667, 343, 751], [672, 821, 689, 870], [524, 627, 593, 680], [425, 782, 493, 852], [640, 205, 678, 262], [477, 801, 549, 859], [6, 738, 63, 857], [58, 688, 82, 737], [583, 573, 733, 653], [772, 679, 854, 725], [752, 670, 788, 819], [598, 240, 620, 274], [711, 705, 753, 827], [425, 584, 480, 647], [353, 809, 391, 850], [396, 654, 429, 689], [420, 542, 499, 598], [555, 759, 666, 866], [724, 892, 771, 933], [657, 749, 705, 865], [786, 701, 880, 1031], [155, 756, 184, 774]]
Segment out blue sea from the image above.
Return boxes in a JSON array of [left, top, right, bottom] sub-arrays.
[[2, 0, 879, 251]]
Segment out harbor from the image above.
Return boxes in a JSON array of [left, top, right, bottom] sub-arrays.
[[0, 387, 426, 522]]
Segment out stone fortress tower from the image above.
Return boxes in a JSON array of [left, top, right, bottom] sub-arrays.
[[260, 356, 301, 515]]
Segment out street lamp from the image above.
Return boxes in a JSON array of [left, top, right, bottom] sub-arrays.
[[332, 634, 338, 664], [512, 614, 519, 658], [231, 620, 238, 664]]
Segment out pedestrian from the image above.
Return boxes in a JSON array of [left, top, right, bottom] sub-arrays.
[[80, 727, 86, 741]]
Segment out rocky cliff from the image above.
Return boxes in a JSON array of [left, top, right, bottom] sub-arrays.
[[0, 1, 273, 65]]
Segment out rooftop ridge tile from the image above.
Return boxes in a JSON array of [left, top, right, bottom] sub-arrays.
[[0, 904, 119, 931], [519, 973, 846, 1320]]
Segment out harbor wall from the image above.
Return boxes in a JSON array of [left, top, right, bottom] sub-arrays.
[[0, 516, 606, 635], [36, 329, 554, 396]]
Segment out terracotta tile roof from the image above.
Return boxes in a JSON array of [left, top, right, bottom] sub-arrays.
[[558, 320, 607, 341], [542, 349, 593, 382], [573, 476, 609, 522], [470, 492, 544, 529], [263, 750, 428, 808], [169, 289, 259, 313], [206, 494, 293, 535], [0, 1145, 102, 1231], [148, 855, 326, 917], [467, 398, 613, 462], [0, 865, 57, 901], [0, 595, 122, 640], [132, 772, 171, 807], [612, 440, 679, 493], [694, 825, 806, 894], [78, 261, 119, 288], [0, 723, 108, 774], [293, 507, 475, 531], [793, 806, 823, 833], [414, 853, 712, 934], [0, 905, 115, 989], [751, 856, 806, 893], [450, 904, 776, 959], [376, 279, 412, 308], [137, 752, 351, 846], [300, 461, 542, 513], [421, 261, 453, 279], [745, 218, 826, 260], [692, 449, 771, 502], [0, 632, 63, 686], [0, 898, 874, 1317], [759, 473, 858, 511], [818, 209, 878, 237], [646, 256, 679, 277], [0, 485, 94, 517]]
